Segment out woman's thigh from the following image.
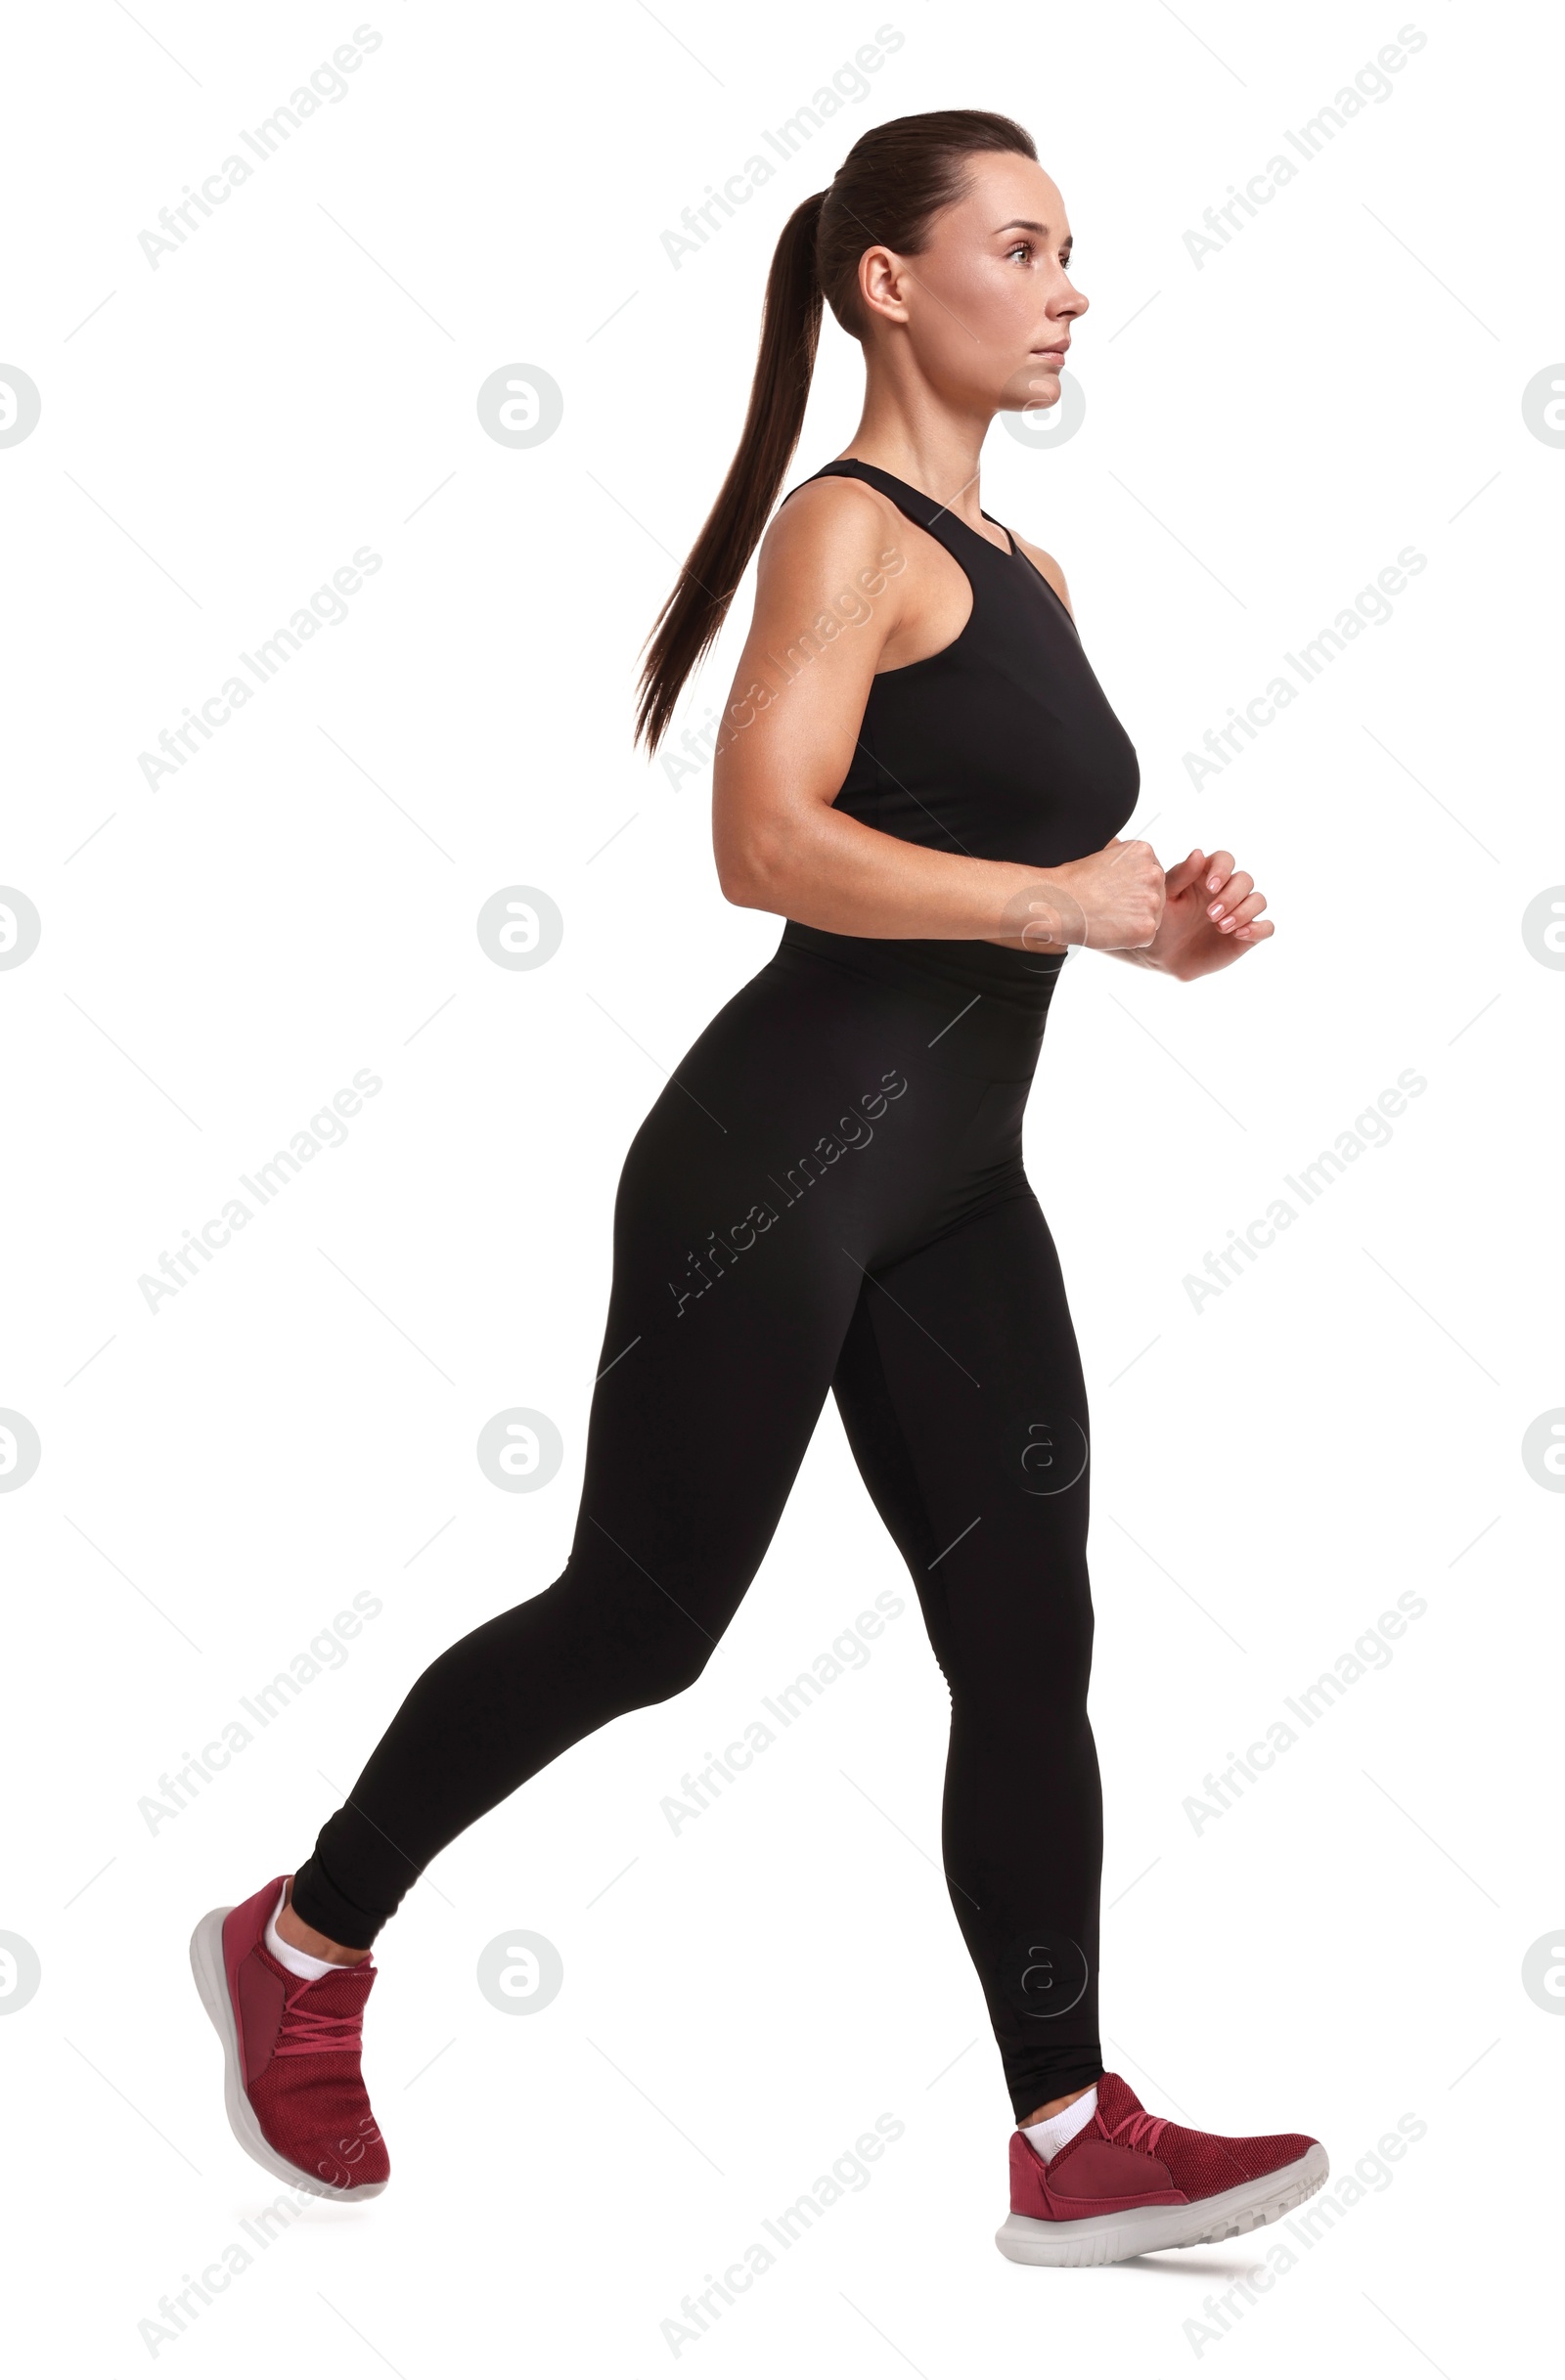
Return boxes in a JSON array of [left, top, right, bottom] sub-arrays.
[[559, 955, 992, 1649]]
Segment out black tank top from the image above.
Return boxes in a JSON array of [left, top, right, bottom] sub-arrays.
[[776, 458, 1140, 1016]]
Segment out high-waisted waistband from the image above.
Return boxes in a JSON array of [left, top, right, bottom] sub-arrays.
[[776, 918, 1062, 1013], [774, 921, 1063, 1080], [779, 921, 1065, 1015]]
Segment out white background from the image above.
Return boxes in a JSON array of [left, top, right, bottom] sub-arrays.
[[2, 0, 1559, 2370]]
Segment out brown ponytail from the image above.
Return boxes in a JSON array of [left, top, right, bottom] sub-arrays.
[[634, 109, 1036, 754]]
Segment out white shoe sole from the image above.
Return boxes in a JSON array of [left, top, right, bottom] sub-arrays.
[[189, 1906, 387, 2202], [995, 2140, 1328, 2267]]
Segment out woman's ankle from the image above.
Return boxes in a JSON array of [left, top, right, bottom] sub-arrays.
[[275, 1876, 371, 1966], [1019, 2082, 1096, 2128]]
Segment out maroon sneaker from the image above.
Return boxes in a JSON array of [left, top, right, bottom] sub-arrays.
[[190, 1874, 388, 2199], [997, 2072, 1325, 2266]]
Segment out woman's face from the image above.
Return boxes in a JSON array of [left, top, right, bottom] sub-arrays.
[[858, 152, 1087, 415]]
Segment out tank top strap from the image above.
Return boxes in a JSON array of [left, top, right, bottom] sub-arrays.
[[785, 458, 1003, 569]]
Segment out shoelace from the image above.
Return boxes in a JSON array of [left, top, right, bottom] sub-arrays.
[[1108, 2107, 1170, 2158], [273, 1979, 366, 2059]]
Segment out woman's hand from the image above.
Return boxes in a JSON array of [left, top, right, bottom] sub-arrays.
[[1004, 836, 1166, 952], [1124, 847, 1273, 980]]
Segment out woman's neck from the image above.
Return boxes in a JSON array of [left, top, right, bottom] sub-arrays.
[[837, 378, 993, 534]]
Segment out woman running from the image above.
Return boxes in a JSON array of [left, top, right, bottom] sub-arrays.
[[192, 109, 1327, 2267]]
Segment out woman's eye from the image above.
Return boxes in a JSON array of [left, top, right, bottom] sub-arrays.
[[1007, 242, 1032, 263]]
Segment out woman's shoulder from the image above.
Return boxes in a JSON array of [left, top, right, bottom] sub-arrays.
[[760, 468, 908, 578], [768, 468, 901, 541]]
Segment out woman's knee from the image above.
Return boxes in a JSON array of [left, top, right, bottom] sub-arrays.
[[533, 1574, 719, 1709], [628, 1634, 714, 1706]]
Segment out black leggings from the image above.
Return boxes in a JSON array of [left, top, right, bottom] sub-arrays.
[[292, 927, 1105, 2116]]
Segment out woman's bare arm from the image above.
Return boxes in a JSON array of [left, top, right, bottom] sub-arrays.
[[710, 480, 1163, 953]]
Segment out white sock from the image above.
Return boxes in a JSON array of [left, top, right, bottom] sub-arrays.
[[1022, 2084, 1098, 2164], [265, 1884, 337, 1983]]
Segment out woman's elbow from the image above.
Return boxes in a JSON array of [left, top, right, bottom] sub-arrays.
[[715, 845, 756, 906], [715, 828, 791, 911]]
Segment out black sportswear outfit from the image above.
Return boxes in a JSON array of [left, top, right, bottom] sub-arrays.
[[292, 461, 1140, 2117]]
